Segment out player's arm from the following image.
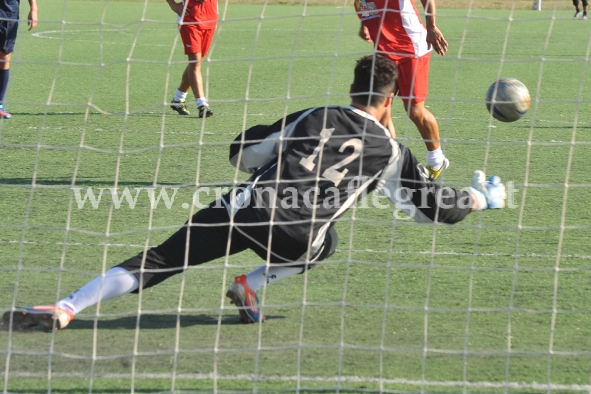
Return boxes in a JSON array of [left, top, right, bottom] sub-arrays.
[[166, 0, 185, 17], [378, 91, 396, 139], [385, 116, 395, 139], [377, 144, 506, 224], [358, 23, 373, 43], [396, 144, 472, 223], [27, 0, 38, 31], [229, 109, 309, 173], [420, 0, 448, 56]]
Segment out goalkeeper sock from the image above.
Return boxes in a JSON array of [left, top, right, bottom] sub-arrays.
[[426, 147, 445, 169], [245, 265, 304, 292], [56, 267, 139, 315], [173, 89, 188, 102]]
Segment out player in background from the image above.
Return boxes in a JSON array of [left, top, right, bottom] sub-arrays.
[[573, 0, 588, 19], [167, 0, 217, 118], [2, 55, 507, 330], [355, 0, 450, 179], [0, 0, 38, 119]]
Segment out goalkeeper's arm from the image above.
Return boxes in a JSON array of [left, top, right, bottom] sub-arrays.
[[376, 144, 506, 224], [228, 109, 310, 173]]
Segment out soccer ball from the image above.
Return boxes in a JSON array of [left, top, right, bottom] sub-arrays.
[[485, 78, 530, 122]]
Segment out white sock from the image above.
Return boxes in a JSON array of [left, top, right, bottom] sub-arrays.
[[174, 89, 188, 102], [245, 265, 304, 293], [195, 97, 208, 108], [426, 147, 445, 169], [56, 267, 139, 315]]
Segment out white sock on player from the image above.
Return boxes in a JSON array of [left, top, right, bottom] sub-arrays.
[[426, 147, 446, 169], [245, 265, 304, 293], [56, 267, 139, 315], [195, 97, 209, 108], [173, 89, 188, 102]]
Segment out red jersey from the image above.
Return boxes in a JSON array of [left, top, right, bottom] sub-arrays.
[[180, 0, 218, 30], [354, 0, 431, 62]]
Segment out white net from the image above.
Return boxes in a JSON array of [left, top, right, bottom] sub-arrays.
[[1, 0, 590, 393]]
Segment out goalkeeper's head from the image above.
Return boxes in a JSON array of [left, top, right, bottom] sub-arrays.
[[350, 55, 397, 108]]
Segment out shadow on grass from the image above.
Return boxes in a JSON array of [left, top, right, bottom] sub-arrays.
[[9, 110, 201, 118], [1, 313, 284, 332], [69, 313, 284, 329], [0, 177, 202, 187]]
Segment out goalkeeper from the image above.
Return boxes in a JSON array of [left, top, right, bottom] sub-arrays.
[[2, 55, 507, 330]]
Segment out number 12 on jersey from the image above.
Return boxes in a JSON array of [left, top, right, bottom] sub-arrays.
[[299, 127, 362, 187]]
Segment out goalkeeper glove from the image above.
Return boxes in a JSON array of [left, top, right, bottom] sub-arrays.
[[470, 170, 507, 210]]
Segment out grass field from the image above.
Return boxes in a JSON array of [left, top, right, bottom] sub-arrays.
[[118, 0, 573, 11], [1, 0, 590, 393]]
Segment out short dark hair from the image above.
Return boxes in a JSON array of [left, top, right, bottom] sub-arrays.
[[351, 55, 397, 107]]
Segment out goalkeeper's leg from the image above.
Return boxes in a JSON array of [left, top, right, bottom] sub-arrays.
[[2, 202, 246, 331], [227, 225, 339, 323], [1, 267, 138, 332]]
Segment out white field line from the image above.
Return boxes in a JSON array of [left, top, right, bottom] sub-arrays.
[[3, 371, 591, 392]]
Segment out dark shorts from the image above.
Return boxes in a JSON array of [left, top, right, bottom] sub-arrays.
[[574, 0, 589, 6], [116, 201, 337, 291], [0, 20, 18, 54]]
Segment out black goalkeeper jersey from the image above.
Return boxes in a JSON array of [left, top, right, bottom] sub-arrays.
[[223, 106, 472, 262]]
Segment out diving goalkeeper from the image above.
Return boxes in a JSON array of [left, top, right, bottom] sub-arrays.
[[2, 55, 506, 330]]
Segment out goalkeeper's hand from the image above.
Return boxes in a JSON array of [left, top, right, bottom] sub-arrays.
[[470, 170, 507, 210]]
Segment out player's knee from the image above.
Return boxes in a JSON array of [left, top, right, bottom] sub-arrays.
[[407, 103, 430, 123], [315, 226, 338, 262]]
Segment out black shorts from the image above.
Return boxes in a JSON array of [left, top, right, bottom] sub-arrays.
[[574, 0, 589, 7], [0, 20, 18, 54], [116, 201, 338, 291]]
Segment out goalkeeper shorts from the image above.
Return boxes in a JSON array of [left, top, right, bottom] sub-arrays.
[[115, 200, 337, 291]]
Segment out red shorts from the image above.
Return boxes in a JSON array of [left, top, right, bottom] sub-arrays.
[[179, 25, 215, 56], [395, 53, 431, 104]]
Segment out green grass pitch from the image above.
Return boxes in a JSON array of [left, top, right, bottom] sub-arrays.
[[1, 1, 591, 392]]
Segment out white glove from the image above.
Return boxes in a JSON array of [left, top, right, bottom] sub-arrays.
[[470, 170, 507, 210]]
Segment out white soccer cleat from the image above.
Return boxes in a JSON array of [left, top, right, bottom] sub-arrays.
[[2, 306, 74, 331]]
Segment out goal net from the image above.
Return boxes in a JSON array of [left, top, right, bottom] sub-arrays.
[[1, 0, 590, 393]]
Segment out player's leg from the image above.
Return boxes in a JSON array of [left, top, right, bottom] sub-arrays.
[[574, 0, 582, 17], [192, 28, 215, 118], [170, 24, 192, 115], [227, 226, 339, 323], [397, 54, 448, 179], [582, 0, 588, 18], [186, 51, 212, 116], [0, 20, 18, 119], [2, 202, 248, 331], [170, 65, 191, 115], [1, 267, 138, 332], [178, 25, 213, 118], [0, 51, 11, 119]]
